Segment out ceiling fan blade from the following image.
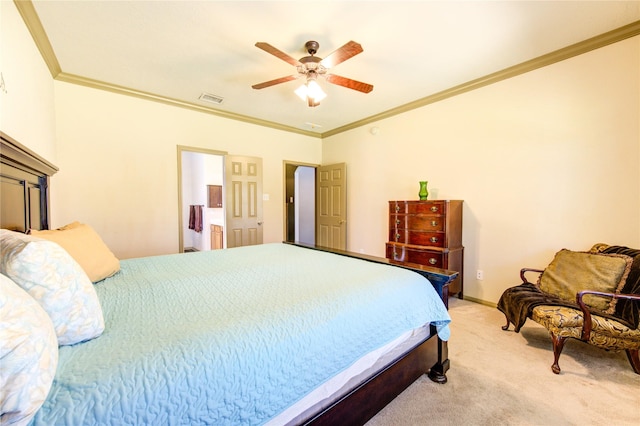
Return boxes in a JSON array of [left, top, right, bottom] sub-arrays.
[[252, 75, 298, 90], [320, 41, 363, 68], [325, 74, 373, 94], [255, 42, 301, 66]]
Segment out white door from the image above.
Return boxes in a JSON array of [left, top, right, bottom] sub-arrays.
[[316, 163, 346, 250], [225, 155, 263, 247]]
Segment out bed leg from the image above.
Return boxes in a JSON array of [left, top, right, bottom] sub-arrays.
[[428, 360, 449, 384], [428, 337, 449, 384]]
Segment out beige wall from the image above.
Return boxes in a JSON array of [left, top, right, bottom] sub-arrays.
[[1, 1, 57, 162], [5, 1, 639, 305], [51, 82, 321, 259], [323, 36, 640, 304], [3, 0, 321, 260]]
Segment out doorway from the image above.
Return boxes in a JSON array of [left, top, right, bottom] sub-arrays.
[[284, 162, 316, 245], [177, 146, 226, 253], [283, 161, 347, 249]]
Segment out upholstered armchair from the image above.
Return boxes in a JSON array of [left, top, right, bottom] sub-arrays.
[[498, 245, 640, 375]]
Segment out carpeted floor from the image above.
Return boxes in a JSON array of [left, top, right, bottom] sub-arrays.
[[366, 298, 640, 425]]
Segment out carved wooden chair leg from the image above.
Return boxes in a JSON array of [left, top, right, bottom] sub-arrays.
[[501, 315, 511, 331], [625, 349, 640, 374], [550, 334, 567, 374]]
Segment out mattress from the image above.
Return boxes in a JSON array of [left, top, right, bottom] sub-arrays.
[[271, 323, 432, 425], [30, 243, 450, 425]]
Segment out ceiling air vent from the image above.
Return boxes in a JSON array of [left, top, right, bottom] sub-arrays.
[[199, 92, 224, 104]]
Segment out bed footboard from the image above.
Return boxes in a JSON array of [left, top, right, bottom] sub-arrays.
[[288, 242, 454, 425]]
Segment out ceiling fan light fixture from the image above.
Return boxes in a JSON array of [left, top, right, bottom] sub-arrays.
[[295, 74, 326, 107], [253, 40, 371, 107], [307, 80, 326, 101], [294, 84, 308, 101]]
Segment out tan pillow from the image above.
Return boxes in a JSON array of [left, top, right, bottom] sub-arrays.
[[31, 222, 120, 282], [538, 249, 632, 313]]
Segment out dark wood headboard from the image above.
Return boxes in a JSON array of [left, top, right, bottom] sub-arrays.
[[1, 132, 58, 232]]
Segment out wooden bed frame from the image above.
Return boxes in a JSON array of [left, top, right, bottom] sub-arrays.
[[0, 132, 57, 232], [0, 132, 453, 426], [292, 242, 454, 425]]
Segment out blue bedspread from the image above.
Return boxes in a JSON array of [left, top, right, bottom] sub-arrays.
[[31, 243, 450, 425]]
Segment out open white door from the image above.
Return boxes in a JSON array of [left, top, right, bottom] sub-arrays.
[[316, 163, 346, 250], [225, 155, 263, 248]]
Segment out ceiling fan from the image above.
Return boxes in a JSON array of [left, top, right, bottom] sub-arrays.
[[252, 40, 373, 107]]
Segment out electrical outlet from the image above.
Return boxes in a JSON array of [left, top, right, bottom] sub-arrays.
[[476, 270, 484, 280]]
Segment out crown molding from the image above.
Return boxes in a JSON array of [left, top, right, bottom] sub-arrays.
[[13, 0, 320, 139], [54, 72, 321, 138], [13, 0, 61, 78], [14, 0, 639, 139], [322, 20, 640, 138]]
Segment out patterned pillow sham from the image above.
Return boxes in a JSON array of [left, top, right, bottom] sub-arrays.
[[31, 221, 120, 283], [0, 229, 105, 345], [0, 273, 58, 425], [538, 249, 632, 313]]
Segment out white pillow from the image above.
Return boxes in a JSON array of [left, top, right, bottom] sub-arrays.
[[0, 229, 105, 345], [0, 273, 58, 425]]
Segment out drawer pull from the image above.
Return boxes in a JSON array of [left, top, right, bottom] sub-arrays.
[[396, 219, 401, 225], [430, 206, 439, 212], [395, 233, 400, 241], [395, 205, 400, 212], [430, 236, 438, 243], [431, 220, 438, 227], [429, 258, 438, 265]]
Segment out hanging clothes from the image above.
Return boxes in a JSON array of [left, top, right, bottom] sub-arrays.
[[188, 205, 203, 233]]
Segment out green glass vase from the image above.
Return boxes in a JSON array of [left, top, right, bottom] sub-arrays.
[[418, 181, 429, 200]]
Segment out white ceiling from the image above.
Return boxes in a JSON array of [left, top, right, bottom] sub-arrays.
[[29, 1, 640, 135]]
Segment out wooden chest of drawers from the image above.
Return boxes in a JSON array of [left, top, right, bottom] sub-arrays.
[[386, 200, 464, 297]]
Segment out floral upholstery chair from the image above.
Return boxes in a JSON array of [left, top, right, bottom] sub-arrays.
[[497, 245, 640, 374]]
